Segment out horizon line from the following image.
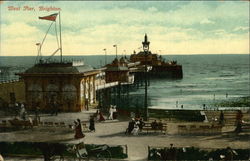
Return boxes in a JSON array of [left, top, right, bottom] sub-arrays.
[[0, 53, 249, 57]]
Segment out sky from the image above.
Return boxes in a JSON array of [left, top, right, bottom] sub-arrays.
[[0, 1, 249, 56]]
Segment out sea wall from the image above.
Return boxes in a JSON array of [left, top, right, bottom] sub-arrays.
[[0, 80, 25, 106]]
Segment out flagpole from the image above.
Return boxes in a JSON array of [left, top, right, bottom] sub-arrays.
[[59, 12, 62, 63]]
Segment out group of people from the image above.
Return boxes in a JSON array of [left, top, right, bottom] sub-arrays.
[[159, 144, 177, 161], [11, 102, 27, 120], [158, 144, 236, 161], [126, 117, 145, 135], [74, 105, 120, 139], [92, 105, 117, 121], [74, 116, 96, 140], [151, 120, 163, 130]]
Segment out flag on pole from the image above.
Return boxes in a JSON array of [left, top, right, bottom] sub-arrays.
[[36, 43, 40, 46], [39, 13, 58, 21], [103, 48, 106, 51], [113, 45, 117, 47]]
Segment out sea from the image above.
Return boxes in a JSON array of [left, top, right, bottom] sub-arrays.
[[0, 54, 249, 110]]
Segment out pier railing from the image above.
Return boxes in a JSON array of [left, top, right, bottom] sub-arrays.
[[96, 81, 119, 90]]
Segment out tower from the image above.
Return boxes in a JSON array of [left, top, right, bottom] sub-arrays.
[[142, 34, 150, 53]]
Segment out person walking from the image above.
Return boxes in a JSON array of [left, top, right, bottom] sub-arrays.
[[89, 116, 95, 132], [138, 118, 145, 131], [108, 106, 113, 120], [168, 143, 177, 161], [126, 118, 135, 135], [219, 111, 225, 125], [98, 111, 105, 122], [235, 110, 243, 133], [74, 119, 85, 139], [224, 147, 234, 161], [35, 104, 40, 122]]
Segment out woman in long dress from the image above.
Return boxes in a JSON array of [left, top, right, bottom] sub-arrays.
[[98, 111, 105, 122], [74, 120, 85, 139]]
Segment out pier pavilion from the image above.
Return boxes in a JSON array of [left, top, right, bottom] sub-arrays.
[[105, 57, 134, 83], [17, 61, 100, 112]]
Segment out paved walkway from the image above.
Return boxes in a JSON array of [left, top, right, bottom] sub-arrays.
[[1, 111, 250, 160]]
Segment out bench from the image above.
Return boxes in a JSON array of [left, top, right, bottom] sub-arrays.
[[8, 119, 33, 128], [177, 125, 188, 134], [59, 122, 66, 127], [0, 120, 8, 128], [242, 122, 250, 131], [142, 122, 167, 134], [177, 124, 222, 135]]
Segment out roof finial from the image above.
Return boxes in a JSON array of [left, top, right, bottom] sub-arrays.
[[142, 34, 150, 51], [144, 33, 148, 42]]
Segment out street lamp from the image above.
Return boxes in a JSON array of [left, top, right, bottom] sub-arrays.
[[142, 34, 150, 121], [36, 43, 41, 56], [113, 44, 117, 59], [36, 42, 42, 63], [103, 48, 107, 65]]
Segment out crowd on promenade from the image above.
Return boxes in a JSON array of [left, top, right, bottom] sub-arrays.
[[73, 105, 118, 140]]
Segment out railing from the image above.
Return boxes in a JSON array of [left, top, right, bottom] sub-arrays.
[[0, 79, 21, 84], [96, 81, 119, 90]]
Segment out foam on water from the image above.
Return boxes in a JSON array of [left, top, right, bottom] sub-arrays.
[[0, 54, 249, 109]]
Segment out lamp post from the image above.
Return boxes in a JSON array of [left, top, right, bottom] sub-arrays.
[[36, 42, 41, 63], [103, 48, 107, 65], [142, 34, 150, 121], [36, 43, 41, 56], [113, 44, 117, 59]]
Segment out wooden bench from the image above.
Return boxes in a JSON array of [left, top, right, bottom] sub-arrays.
[[142, 122, 167, 134], [8, 119, 33, 128], [47, 122, 54, 126], [242, 122, 250, 131], [59, 122, 66, 127], [177, 124, 222, 135], [177, 125, 188, 134], [0, 120, 8, 128]]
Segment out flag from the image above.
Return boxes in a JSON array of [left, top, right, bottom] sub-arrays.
[[36, 43, 40, 46], [103, 48, 106, 51], [113, 45, 117, 47], [39, 13, 58, 21]]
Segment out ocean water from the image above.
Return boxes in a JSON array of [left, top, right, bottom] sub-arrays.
[[0, 54, 249, 109]]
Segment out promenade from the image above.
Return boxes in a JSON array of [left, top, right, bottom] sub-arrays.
[[0, 110, 249, 161]]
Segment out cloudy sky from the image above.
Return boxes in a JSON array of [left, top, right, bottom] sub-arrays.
[[0, 1, 249, 56]]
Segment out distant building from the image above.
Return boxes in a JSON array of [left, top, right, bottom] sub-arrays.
[[105, 58, 134, 84], [130, 34, 183, 78], [17, 61, 100, 112]]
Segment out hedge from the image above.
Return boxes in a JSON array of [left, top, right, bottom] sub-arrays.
[[0, 141, 127, 159], [148, 146, 250, 160]]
